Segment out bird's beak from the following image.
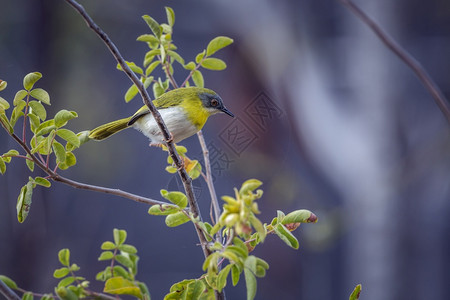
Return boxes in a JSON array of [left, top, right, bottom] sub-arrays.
[[221, 106, 235, 117]]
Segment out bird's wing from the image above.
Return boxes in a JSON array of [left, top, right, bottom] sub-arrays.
[[127, 94, 181, 126]]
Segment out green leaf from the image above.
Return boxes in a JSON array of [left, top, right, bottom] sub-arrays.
[[160, 190, 187, 208], [165, 211, 190, 227], [26, 154, 34, 172], [52, 141, 66, 164], [192, 70, 204, 88], [23, 72, 42, 90], [244, 268, 257, 300], [201, 58, 227, 71], [206, 36, 234, 56], [58, 249, 70, 266], [22, 292, 34, 300], [239, 179, 262, 196], [55, 286, 77, 300], [2, 149, 19, 162], [231, 264, 241, 286], [58, 152, 76, 170], [0, 113, 13, 134], [142, 15, 161, 38], [101, 241, 116, 250], [124, 84, 139, 103], [55, 110, 78, 128], [0, 275, 17, 289], [58, 276, 75, 288], [113, 266, 130, 279], [0, 158, 5, 174], [113, 228, 127, 245], [104, 277, 143, 298], [165, 7, 175, 27], [183, 62, 196, 71], [69, 264, 80, 272], [195, 50, 205, 63], [274, 224, 299, 249], [0, 97, 10, 111], [30, 88, 50, 105], [98, 251, 114, 261], [117, 61, 144, 75], [13, 90, 28, 106], [28, 100, 46, 121], [282, 209, 318, 224], [227, 245, 248, 259], [145, 61, 160, 77], [137, 34, 159, 43], [349, 284, 362, 300], [161, 23, 172, 35], [34, 177, 51, 188], [167, 50, 184, 65], [0, 80, 7, 91], [16, 181, 33, 223], [56, 129, 80, 148], [217, 264, 232, 292], [152, 82, 165, 99], [184, 280, 205, 300], [148, 204, 178, 215], [118, 244, 138, 254], [28, 113, 40, 131], [249, 215, 266, 242], [53, 267, 70, 279]]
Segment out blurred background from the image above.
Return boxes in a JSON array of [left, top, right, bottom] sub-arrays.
[[1, 0, 449, 299]]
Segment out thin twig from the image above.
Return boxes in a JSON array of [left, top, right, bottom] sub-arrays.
[[63, 0, 210, 258], [339, 0, 450, 124], [0, 280, 20, 300]]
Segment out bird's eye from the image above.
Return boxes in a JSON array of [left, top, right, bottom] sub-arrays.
[[211, 99, 219, 107]]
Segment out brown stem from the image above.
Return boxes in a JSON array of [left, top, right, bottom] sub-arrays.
[[63, 0, 210, 258], [338, 0, 450, 124]]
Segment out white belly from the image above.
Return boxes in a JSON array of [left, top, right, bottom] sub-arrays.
[[132, 107, 198, 144]]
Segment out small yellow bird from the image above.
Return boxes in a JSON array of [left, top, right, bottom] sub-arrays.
[[89, 87, 234, 146]]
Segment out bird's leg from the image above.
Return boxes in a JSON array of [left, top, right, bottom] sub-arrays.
[[149, 142, 163, 147], [165, 132, 174, 144]]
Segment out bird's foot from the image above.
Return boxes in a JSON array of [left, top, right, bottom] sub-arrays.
[[165, 132, 174, 144]]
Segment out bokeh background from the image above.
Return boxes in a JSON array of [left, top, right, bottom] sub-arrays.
[[1, 0, 450, 299]]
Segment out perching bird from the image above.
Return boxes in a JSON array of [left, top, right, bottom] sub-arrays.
[[89, 87, 234, 146]]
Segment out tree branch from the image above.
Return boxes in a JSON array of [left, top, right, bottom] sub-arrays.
[[63, 0, 210, 258], [0, 280, 20, 300], [338, 0, 450, 124]]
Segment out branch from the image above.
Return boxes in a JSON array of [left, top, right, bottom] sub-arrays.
[[5, 128, 167, 206], [0, 280, 20, 300], [338, 0, 450, 124], [63, 0, 210, 258]]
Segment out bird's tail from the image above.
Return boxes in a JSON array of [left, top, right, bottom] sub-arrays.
[[89, 117, 131, 140]]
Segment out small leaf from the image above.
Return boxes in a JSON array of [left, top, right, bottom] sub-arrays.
[[113, 228, 127, 245], [142, 15, 161, 38], [28, 101, 46, 121], [58, 249, 70, 266], [98, 251, 114, 261], [183, 62, 196, 71], [148, 204, 178, 215], [53, 141, 66, 164], [124, 84, 139, 103], [118, 244, 138, 254], [349, 284, 362, 300], [160, 190, 187, 208], [0, 158, 5, 174], [34, 177, 51, 188], [22, 292, 34, 300], [231, 264, 241, 286], [30, 88, 50, 105], [239, 179, 263, 196], [195, 50, 205, 63], [0, 275, 17, 289], [26, 155, 34, 172], [244, 268, 257, 300], [104, 277, 143, 298], [55, 110, 77, 128], [13, 90, 28, 106], [0, 97, 10, 110], [53, 267, 70, 279], [274, 224, 299, 249], [201, 58, 227, 71], [249, 215, 266, 242], [165, 7, 175, 27], [23, 72, 42, 90], [217, 264, 232, 292], [28, 113, 40, 131], [58, 276, 75, 288], [165, 211, 190, 227], [145, 61, 160, 77], [192, 70, 204, 88], [101, 241, 116, 250], [283, 209, 318, 224], [58, 152, 76, 170], [0, 113, 13, 134], [56, 129, 80, 148], [184, 280, 205, 300], [206, 36, 234, 56], [0, 80, 7, 91], [16, 181, 33, 223], [137, 34, 159, 44], [167, 50, 184, 65], [113, 266, 130, 279]]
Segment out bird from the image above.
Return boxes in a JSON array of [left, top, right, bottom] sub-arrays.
[[88, 87, 234, 146]]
